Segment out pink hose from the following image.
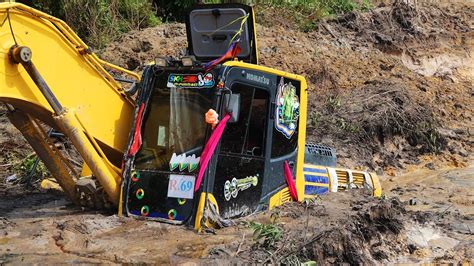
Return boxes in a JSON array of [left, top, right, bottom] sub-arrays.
[[284, 160, 298, 201], [195, 114, 231, 192]]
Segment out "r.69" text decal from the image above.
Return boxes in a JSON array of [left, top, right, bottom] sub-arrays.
[[167, 174, 195, 199]]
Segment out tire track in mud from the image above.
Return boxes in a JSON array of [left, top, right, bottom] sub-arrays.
[[51, 224, 106, 263], [51, 234, 119, 264], [49, 216, 130, 264]]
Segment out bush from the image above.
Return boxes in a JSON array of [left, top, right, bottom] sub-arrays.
[[254, 0, 372, 31], [153, 0, 194, 22], [23, 0, 160, 49]]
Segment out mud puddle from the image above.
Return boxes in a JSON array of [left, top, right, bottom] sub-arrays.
[[381, 164, 474, 264], [383, 163, 474, 215], [0, 164, 472, 264], [0, 192, 241, 264]]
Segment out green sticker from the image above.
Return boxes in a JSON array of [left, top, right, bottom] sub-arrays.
[[168, 209, 177, 220], [131, 171, 140, 182]]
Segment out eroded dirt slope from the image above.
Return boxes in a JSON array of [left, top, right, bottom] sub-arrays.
[[101, 0, 473, 174]]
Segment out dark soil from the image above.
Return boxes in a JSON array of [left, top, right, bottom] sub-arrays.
[[205, 184, 473, 264]]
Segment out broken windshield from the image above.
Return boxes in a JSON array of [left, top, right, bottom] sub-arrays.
[[134, 84, 213, 172]]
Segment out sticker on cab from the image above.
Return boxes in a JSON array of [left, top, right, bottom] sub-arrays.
[[275, 77, 300, 139], [167, 73, 214, 88], [167, 174, 195, 199]]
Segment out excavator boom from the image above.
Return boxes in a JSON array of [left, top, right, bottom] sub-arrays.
[[0, 3, 138, 205]]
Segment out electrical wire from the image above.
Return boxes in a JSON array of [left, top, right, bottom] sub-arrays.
[[227, 13, 249, 48], [208, 13, 249, 49], [208, 13, 249, 36], [6, 8, 18, 45], [0, 12, 8, 27]]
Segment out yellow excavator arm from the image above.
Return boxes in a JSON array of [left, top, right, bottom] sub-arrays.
[[0, 3, 138, 206]]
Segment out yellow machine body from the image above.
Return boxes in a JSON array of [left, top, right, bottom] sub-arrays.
[[0, 3, 136, 153]]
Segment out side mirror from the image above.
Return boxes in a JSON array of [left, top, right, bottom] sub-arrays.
[[224, 93, 240, 123]]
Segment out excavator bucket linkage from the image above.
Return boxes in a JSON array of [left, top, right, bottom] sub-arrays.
[[0, 3, 139, 206]]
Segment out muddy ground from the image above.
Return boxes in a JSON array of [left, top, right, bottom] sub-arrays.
[[1, 0, 473, 264], [0, 166, 472, 264]]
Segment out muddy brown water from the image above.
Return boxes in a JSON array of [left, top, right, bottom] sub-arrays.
[[0, 164, 472, 264], [383, 164, 474, 264]]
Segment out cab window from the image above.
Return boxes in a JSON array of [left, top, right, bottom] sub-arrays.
[[220, 84, 269, 157]]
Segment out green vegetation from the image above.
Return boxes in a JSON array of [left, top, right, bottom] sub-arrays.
[[27, 0, 160, 49], [14, 154, 48, 183], [249, 221, 284, 248], [26, 0, 371, 48], [258, 0, 371, 16], [255, 0, 372, 31]]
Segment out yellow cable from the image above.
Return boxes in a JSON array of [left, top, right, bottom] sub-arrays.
[[206, 13, 249, 49], [209, 13, 249, 35], [228, 13, 249, 48]]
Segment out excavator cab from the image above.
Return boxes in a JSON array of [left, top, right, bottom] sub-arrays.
[[121, 4, 307, 227]]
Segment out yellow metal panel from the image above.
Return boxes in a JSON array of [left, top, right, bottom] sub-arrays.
[[296, 78, 308, 202], [194, 193, 218, 231], [80, 163, 92, 177], [269, 187, 292, 210], [0, 3, 135, 158], [194, 193, 206, 230], [303, 172, 330, 178], [223, 61, 307, 82], [305, 182, 329, 187], [302, 164, 327, 170], [369, 173, 383, 197]]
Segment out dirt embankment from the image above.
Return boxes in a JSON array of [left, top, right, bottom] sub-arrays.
[[101, 0, 473, 175]]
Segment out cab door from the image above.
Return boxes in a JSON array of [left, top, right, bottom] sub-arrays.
[[261, 76, 302, 201], [212, 82, 270, 219], [209, 65, 305, 218]]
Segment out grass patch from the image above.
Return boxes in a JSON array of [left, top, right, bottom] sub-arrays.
[[30, 0, 161, 49], [249, 221, 284, 248], [255, 0, 373, 31], [15, 155, 48, 180]]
